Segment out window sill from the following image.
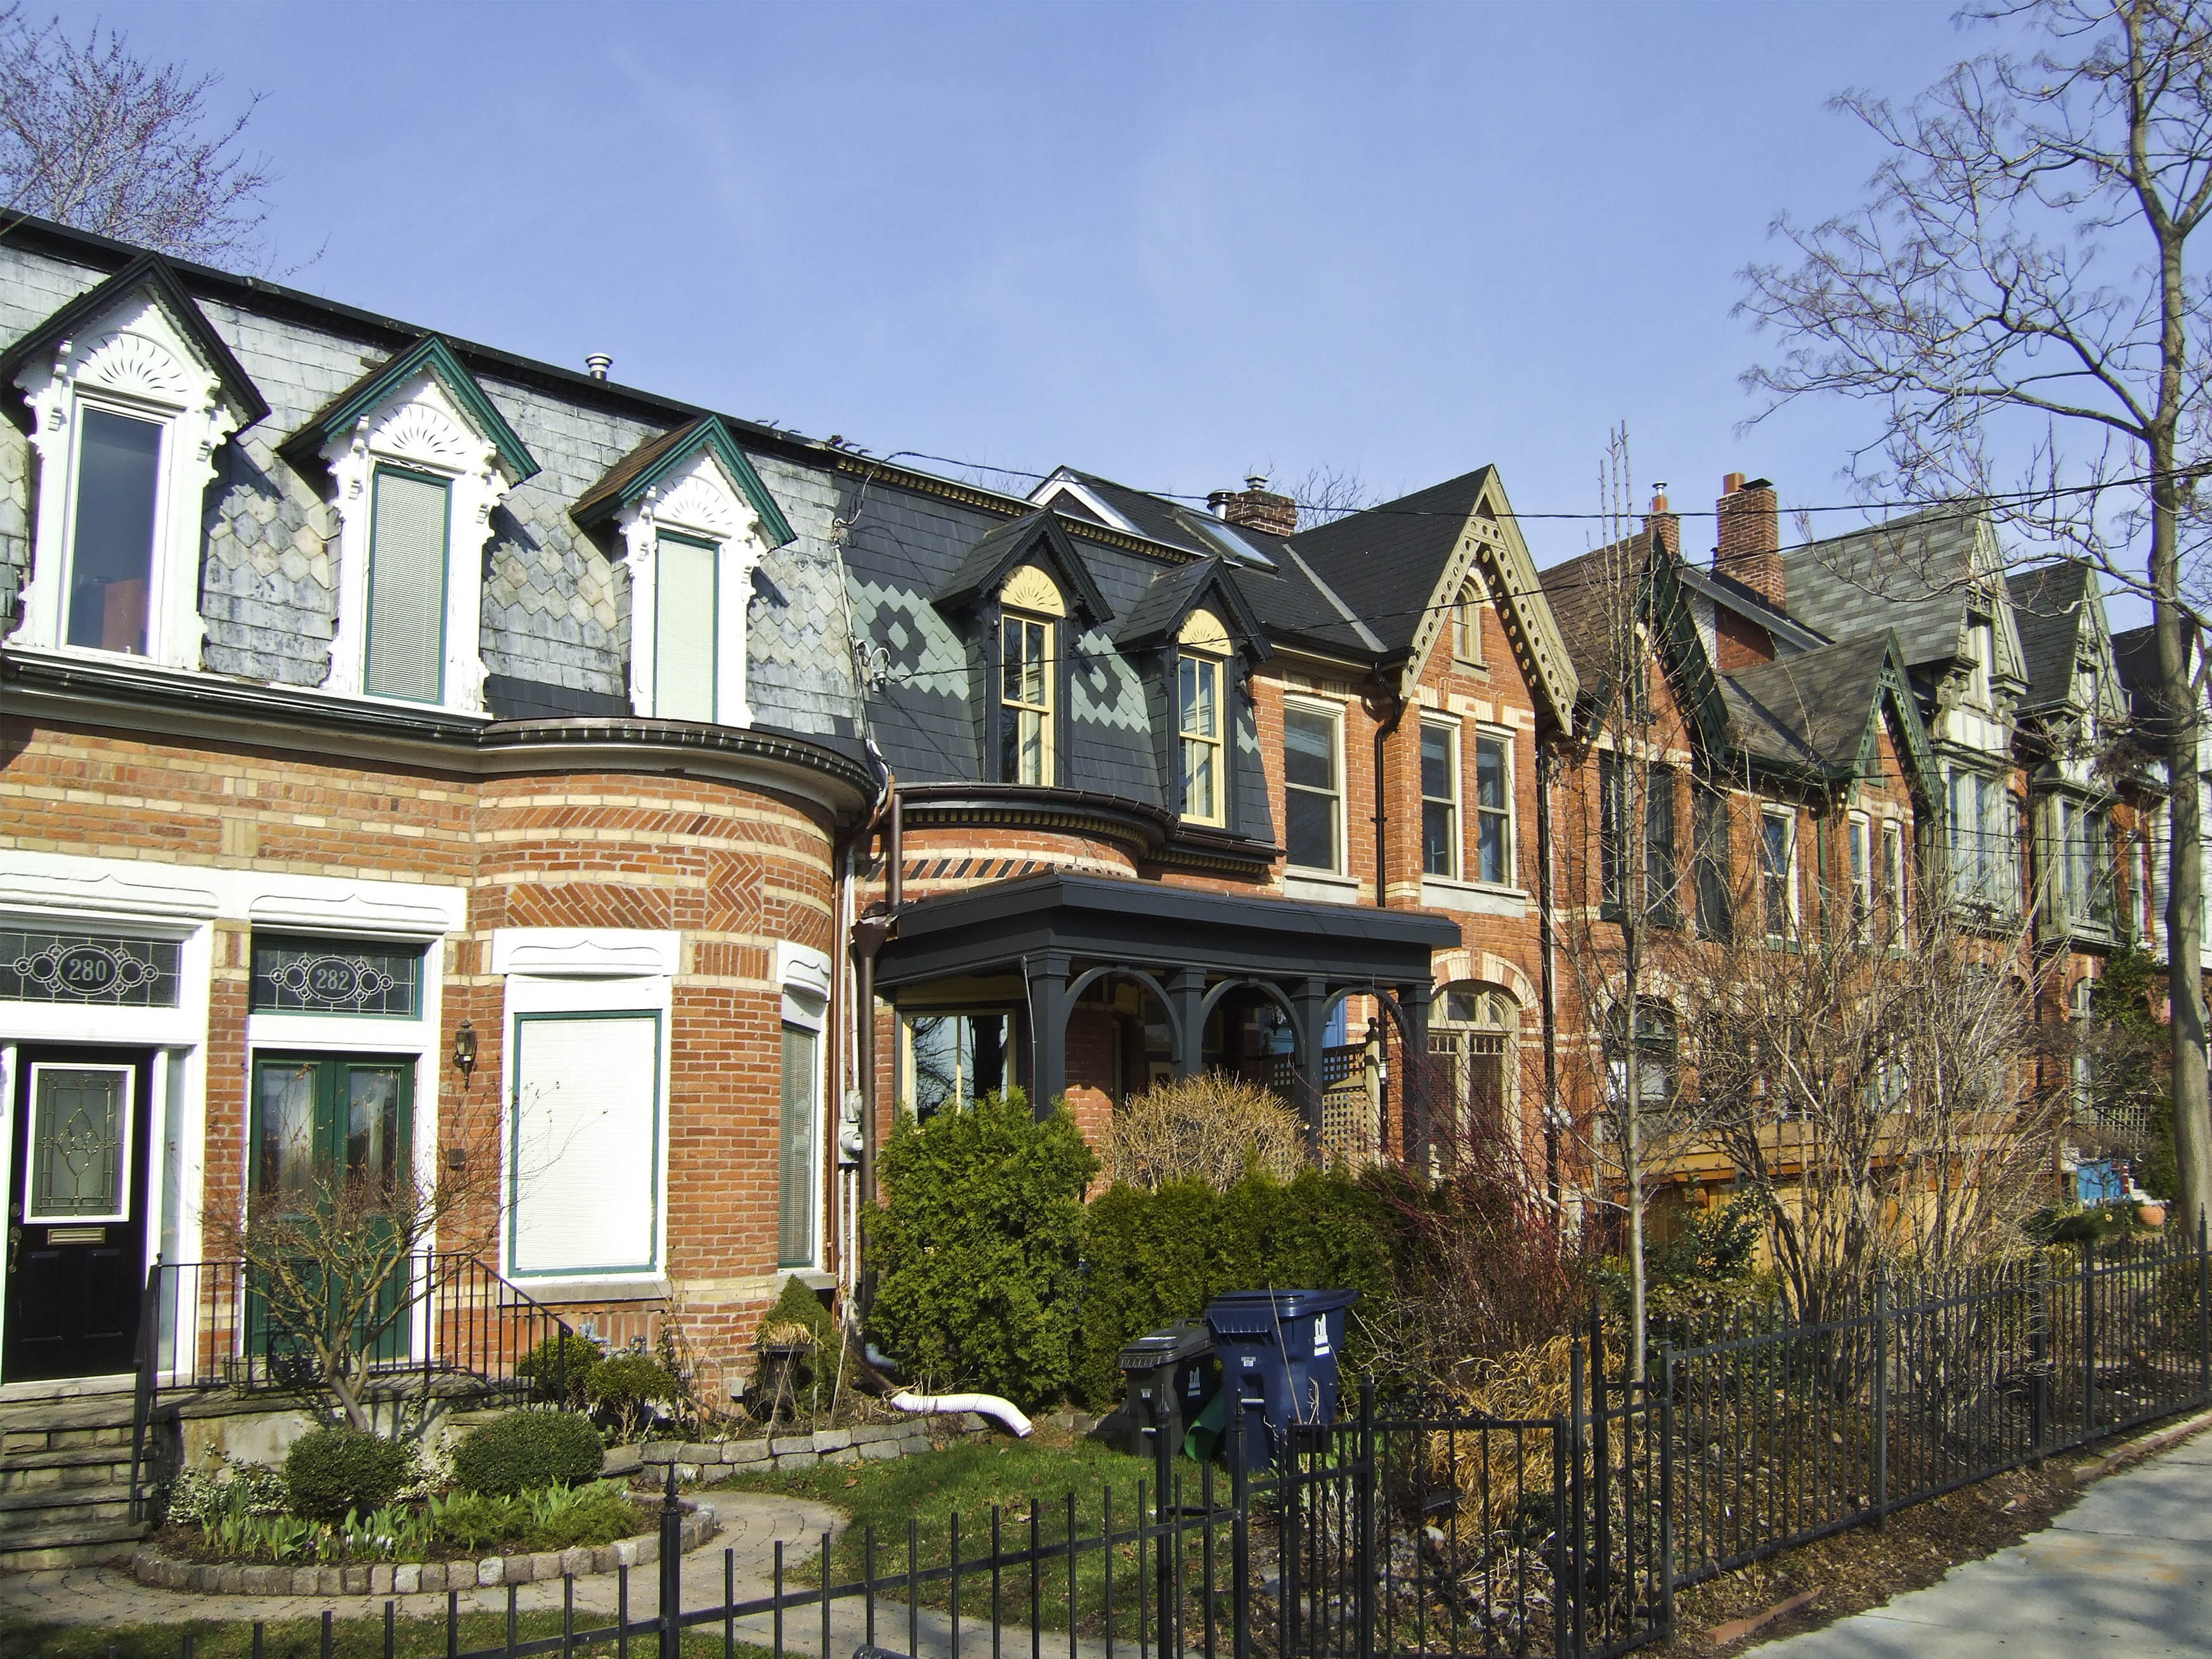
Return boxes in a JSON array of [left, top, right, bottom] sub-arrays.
[[500, 1272, 670, 1304], [1282, 869, 1364, 905], [1420, 876, 1529, 918]]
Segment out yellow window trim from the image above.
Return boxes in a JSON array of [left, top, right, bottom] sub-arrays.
[[1001, 564, 1066, 617], [1178, 606, 1230, 654]]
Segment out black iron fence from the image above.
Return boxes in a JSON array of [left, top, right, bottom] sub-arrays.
[[129, 1230, 2212, 1659]]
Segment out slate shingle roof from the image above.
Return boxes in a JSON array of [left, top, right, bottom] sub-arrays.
[[1779, 505, 1988, 671], [1721, 634, 1897, 772], [2006, 563, 2091, 712], [1285, 468, 1497, 656]]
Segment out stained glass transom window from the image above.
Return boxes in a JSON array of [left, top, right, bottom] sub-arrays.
[[250, 936, 424, 1017], [0, 930, 180, 1006]]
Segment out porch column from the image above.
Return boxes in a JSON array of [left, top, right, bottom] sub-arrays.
[[1169, 966, 1207, 1079], [1024, 951, 1072, 1120], [1292, 977, 1332, 1148], [1400, 979, 1435, 1167]]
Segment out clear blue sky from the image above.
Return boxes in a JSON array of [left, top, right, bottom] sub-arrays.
[[65, 2, 1998, 573]]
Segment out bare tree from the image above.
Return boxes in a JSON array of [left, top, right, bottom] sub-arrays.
[[1739, 0, 2212, 1236], [1282, 464, 1377, 527], [0, 5, 276, 262]]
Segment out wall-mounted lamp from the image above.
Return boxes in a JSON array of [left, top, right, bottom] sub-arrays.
[[452, 1020, 478, 1082]]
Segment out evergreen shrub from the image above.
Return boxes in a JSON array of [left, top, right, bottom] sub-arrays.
[[867, 1088, 1098, 1407], [282, 1427, 414, 1523], [451, 1410, 604, 1496], [516, 1332, 603, 1407], [1075, 1166, 1393, 1410]]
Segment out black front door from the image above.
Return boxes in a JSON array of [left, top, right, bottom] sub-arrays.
[[4, 1047, 153, 1381]]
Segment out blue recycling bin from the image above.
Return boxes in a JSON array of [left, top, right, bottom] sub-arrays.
[[1204, 1288, 1359, 1471]]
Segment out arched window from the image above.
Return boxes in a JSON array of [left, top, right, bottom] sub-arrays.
[[999, 564, 1064, 785], [1452, 572, 1486, 665], [1433, 981, 1518, 1136]]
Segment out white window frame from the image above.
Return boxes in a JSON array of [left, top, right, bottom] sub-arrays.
[[1472, 727, 1516, 887], [1760, 806, 1798, 942], [1883, 818, 1908, 946], [776, 942, 829, 1273], [13, 290, 243, 670], [323, 371, 511, 713], [1848, 811, 1873, 943], [1281, 694, 1346, 875], [618, 446, 769, 727], [1420, 717, 1462, 881], [492, 928, 678, 1297]]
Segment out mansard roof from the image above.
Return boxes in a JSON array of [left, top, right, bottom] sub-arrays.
[[1114, 556, 1270, 657], [571, 414, 797, 548], [0, 249, 268, 426], [278, 334, 539, 485]]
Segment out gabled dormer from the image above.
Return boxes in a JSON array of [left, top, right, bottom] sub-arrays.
[[3, 252, 267, 670], [1115, 557, 1270, 833], [934, 511, 1112, 789], [278, 335, 537, 715], [572, 416, 795, 729]]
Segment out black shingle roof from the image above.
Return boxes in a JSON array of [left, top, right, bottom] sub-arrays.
[[1285, 467, 1497, 656], [2006, 563, 2091, 711]]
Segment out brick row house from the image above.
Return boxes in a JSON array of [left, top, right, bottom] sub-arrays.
[[0, 220, 2188, 1559]]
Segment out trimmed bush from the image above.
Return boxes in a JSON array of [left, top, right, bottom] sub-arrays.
[[451, 1409, 604, 1497], [1076, 1166, 1393, 1410], [282, 1427, 413, 1523], [516, 1332, 603, 1407], [868, 1088, 1098, 1407], [585, 1352, 678, 1430]]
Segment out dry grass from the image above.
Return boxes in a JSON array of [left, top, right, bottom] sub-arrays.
[[1106, 1071, 1306, 1190]]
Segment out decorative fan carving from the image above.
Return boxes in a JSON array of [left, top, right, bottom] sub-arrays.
[[78, 330, 191, 403], [371, 401, 472, 469], [656, 469, 740, 537]]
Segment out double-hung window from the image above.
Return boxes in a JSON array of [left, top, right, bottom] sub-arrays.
[[653, 533, 720, 722], [1694, 784, 1733, 940], [1421, 722, 1460, 878], [1761, 807, 1796, 942], [64, 405, 164, 656], [1883, 819, 1908, 945], [1001, 612, 1054, 785], [1179, 652, 1224, 823], [1949, 769, 2016, 911], [1473, 733, 1513, 885], [363, 466, 453, 703], [1283, 703, 1343, 872], [1849, 814, 1873, 942]]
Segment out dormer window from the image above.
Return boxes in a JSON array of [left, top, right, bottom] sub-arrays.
[[9, 259, 264, 670], [282, 337, 538, 715], [999, 563, 1063, 785], [1967, 616, 1994, 706], [1177, 608, 1230, 824]]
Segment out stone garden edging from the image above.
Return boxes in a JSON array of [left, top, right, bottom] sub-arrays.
[[128, 1502, 717, 1597], [628, 1411, 991, 1482]]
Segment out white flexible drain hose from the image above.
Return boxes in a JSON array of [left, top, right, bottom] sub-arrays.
[[889, 1390, 1034, 1438]]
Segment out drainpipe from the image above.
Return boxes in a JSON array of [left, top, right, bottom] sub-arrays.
[[1364, 677, 1407, 909], [849, 779, 902, 1304], [1539, 750, 1561, 1213]]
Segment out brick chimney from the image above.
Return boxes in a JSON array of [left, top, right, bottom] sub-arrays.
[[1208, 474, 1298, 538], [1643, 486, 1679, 560], [1715, 472, 1783, 610]]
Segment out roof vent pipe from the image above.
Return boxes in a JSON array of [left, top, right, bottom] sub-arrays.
[[585, 353, 612, 380]]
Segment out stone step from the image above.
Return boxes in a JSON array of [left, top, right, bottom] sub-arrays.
[[0, 1443, 140, 1474], [0, 1394, 143, 1436], [0, 1515, 147, 1569], [0, 1459, 134, 1494], [0, 1479, 134, 1520]]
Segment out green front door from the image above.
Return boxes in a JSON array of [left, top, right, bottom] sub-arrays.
[[247, 1055, 415, 1376]]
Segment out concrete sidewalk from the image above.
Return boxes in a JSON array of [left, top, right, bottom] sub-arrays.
[[1759, 1432, 2212, 1655]]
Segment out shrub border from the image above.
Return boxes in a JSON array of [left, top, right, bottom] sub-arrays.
[[129, 1498, 715, 1597]]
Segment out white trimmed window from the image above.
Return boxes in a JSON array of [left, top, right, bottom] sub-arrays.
[[1760, 807, 1797, 942], [13, 291, 244, 668], [777, 942, 829, 1272], [1474, 731, 1513, 885], [1849, 813, 1872, 942], [1883, 819, 1907, 944], [1421, 720, 1461, 878], [1282, 699, 1343, 873], [324, 377, 512, 712], [619, 448, 769, 727]]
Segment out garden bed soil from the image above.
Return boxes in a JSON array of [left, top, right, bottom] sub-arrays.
[[1658, 1455, 2082, 1652]]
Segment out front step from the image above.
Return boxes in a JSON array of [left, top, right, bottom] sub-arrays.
[[0, 1388, 149, 1568]]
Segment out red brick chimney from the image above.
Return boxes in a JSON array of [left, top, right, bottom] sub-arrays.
[[1208, 474, 1298, 538], [1715, 472, 1783, 611], [1643, 486, 1679, 560]]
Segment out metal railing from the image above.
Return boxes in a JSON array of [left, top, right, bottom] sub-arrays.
[[123, 1228, 2212, 1659]]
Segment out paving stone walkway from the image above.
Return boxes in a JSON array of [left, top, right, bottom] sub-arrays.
[[1759, 1430, 2212, 1655]]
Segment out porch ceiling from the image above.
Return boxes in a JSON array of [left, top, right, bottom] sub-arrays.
[[872, 871, 1459, 989]]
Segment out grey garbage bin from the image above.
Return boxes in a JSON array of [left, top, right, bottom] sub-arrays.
[[1116, 1321, 1218, 1467], [1204, 1289, 1359, 1472]]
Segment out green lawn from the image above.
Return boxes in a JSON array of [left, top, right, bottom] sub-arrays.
[[0, 1611, 775, 1659], [708, 1432, 1233, 1637]]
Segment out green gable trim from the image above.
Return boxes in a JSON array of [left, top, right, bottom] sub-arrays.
[[597, 416, 795, 550], [281, 334, 539, 486]]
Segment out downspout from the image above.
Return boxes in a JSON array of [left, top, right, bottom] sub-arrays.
[[849, 777, 902, 1306], [1539, 749, 1561, 1213], [1365, 677, 1407, 908]]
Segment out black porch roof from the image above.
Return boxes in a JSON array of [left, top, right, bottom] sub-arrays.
[[873, 871, 1459, 989]]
